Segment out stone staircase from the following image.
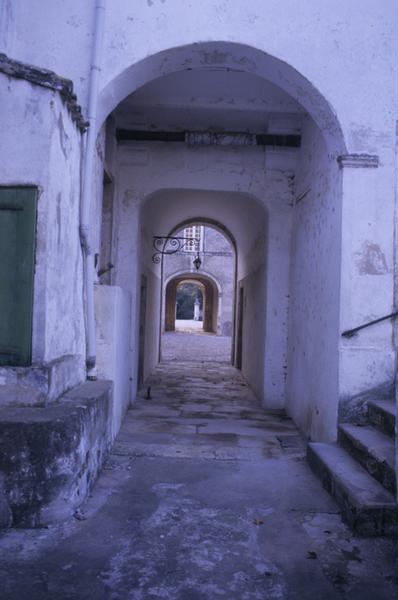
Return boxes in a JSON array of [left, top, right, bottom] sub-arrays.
[[308, 398, 397, 537]]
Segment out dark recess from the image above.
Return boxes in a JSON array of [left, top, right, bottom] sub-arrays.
[[116, 129, 301, 147]]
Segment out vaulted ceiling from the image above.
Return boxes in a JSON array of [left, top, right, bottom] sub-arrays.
[[113, 69, 305, 135]]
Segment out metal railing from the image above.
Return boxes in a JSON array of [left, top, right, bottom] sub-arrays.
[[342, 311, 398, 338]]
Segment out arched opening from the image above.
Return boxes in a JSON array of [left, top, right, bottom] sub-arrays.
[[160, 220, 235, 363], [97, 39, 347, 441], [138, 190, 268, 398], [175, 281, 204, 331], [97, 41, 346, 157], [166, 277, 218, 334]]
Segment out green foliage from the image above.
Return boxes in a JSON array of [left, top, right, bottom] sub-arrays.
[[176, 283, 203, 319]]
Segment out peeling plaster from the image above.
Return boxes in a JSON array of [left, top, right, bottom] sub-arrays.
[[0, 53, 87, 131]]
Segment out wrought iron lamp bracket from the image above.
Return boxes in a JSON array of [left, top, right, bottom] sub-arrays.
[[152, 236, 200, 264]]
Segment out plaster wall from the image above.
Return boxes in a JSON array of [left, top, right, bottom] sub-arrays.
[[286, 116, 342, 442], [94, 285, 131, 438], [110, 190, 141, 397], [113, 142, 294, 404], [339, 155, 396, 413], [0, 74, 85, 380], [238, 265, 267, 401], [263, 210, 292, 407], [143, 268, 162, 383]]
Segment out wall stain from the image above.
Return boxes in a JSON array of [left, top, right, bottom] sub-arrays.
[[350, 124, 392, 151], [24, 93, 43, 124], [56, 193, 62, 246], [66, 15, 82, 28], [123, 190, 136, 207], [0, 0, 14, 50], [58, 113, 70, 160], [355, 241, 388, 275]]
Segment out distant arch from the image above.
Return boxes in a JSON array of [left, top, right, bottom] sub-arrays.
[[165, 272, 220, 334]]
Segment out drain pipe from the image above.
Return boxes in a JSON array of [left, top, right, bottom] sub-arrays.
[[80, 0, 106, 378]]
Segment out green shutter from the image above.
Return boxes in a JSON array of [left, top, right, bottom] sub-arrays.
[[0, 187, 37, 366]]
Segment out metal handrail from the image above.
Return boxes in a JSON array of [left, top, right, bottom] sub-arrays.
[[342, 311, 398, 338]]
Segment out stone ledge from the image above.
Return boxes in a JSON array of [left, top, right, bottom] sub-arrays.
[[0, 380, 113, 528], [337, 154, 379, 168], [0, 53, 88, 131], [0, 354, 85, 406]]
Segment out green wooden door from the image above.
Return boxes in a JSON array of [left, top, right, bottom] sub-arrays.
[[0, 187, 37, 366]]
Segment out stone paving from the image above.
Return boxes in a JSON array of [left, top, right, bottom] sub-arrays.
[[161, 331, 231, 363], [0, 360, 397, 599]]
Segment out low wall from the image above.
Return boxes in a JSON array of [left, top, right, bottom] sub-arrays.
[[0, 354, 85, 406], [95, 285, 131, 437]]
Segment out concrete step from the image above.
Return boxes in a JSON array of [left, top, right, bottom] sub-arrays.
[[307, 442, 398, 537], [112, 429, 305, 461], [367, 399, 395, 438], [338, 424, 396, 495]]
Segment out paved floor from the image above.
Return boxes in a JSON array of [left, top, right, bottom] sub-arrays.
[[0, 360, 397, 599], [161, 331, 231, 363]]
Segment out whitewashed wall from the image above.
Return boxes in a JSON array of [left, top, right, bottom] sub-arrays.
[[286, 116, 342, 441], [0, 74, 85, 372], [95, 285, 131, 438], [339, 152, 396, 413]]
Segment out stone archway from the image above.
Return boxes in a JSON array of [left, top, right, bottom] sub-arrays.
[[97, 41, 347, 157], [165, 274, 219, 334], [103, 39, 390, 444]]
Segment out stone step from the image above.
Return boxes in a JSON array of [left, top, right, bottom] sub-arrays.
[[338, 424, 396, 495], [307, 442, 398, 537], [367, 399, 395, 438]]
